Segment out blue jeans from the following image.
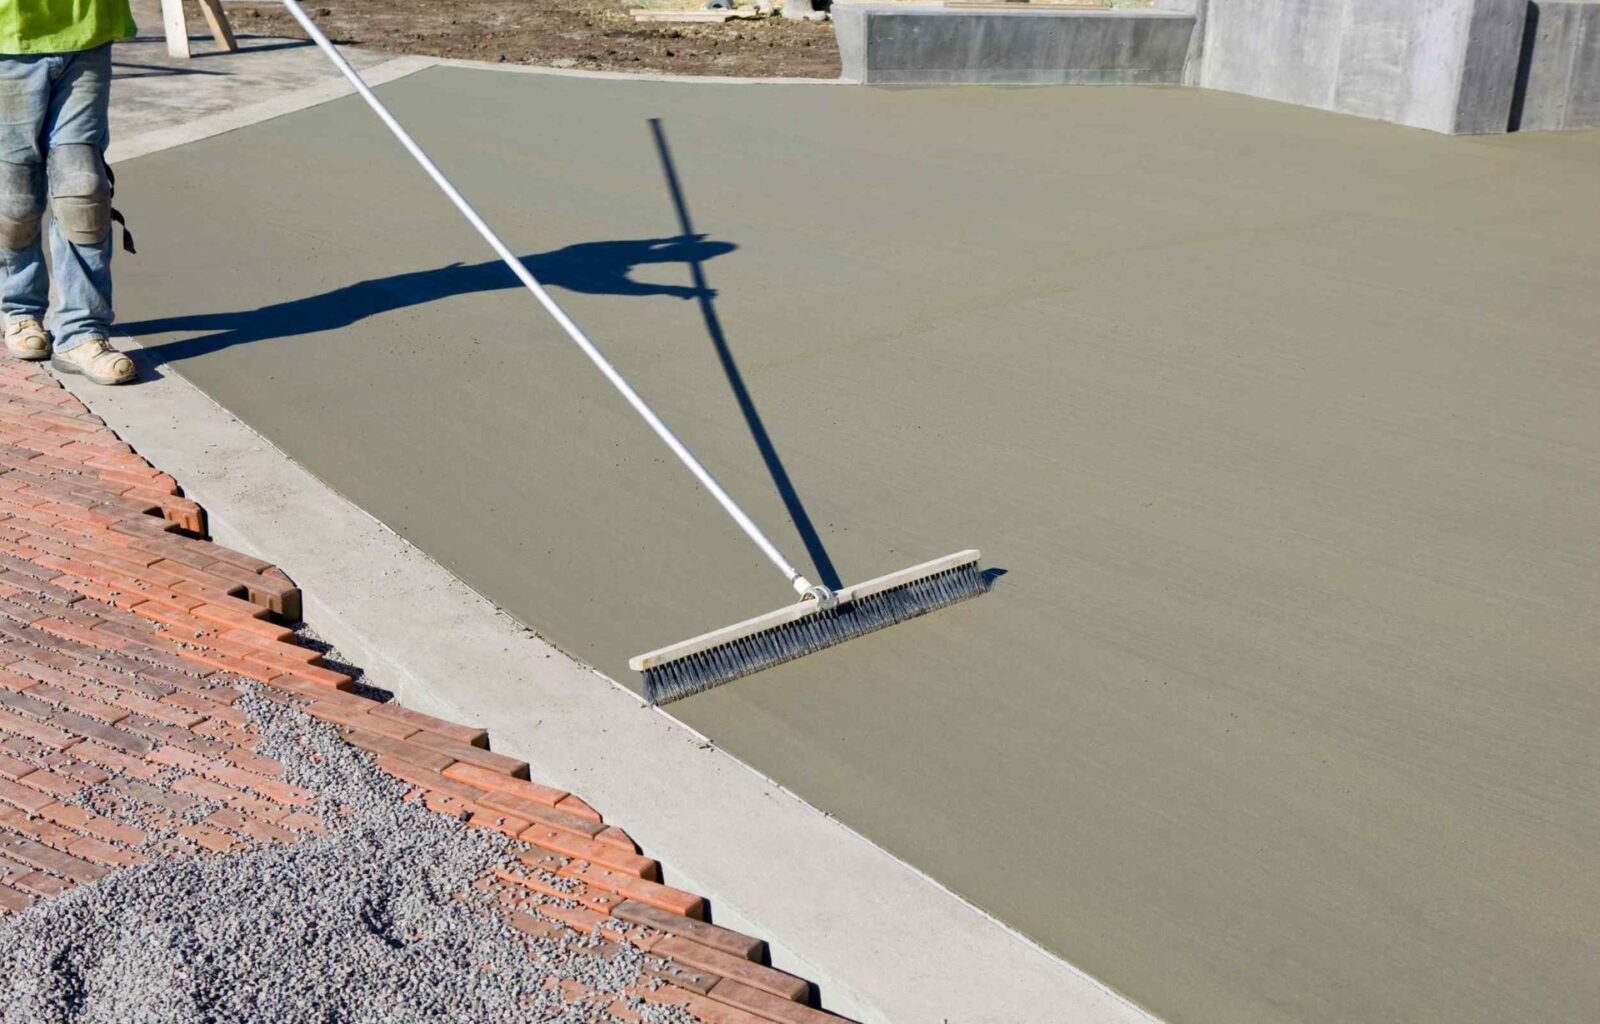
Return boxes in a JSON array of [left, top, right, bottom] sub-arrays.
[[0, 44, 113, 353]]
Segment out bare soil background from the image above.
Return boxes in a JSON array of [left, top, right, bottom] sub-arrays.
[[214, 0, 841, 78]]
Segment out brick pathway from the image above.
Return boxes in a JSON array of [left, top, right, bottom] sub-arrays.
[[0, 359, 843, 1024]]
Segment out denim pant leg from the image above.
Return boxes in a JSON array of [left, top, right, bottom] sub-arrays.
[[0, 56, 50, 326], [44, 45, 114, 353]]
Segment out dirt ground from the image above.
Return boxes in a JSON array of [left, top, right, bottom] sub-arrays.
[[216, 0, 842, 78]]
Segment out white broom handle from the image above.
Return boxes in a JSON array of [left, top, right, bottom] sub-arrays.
[[278, 0, 823, 599]]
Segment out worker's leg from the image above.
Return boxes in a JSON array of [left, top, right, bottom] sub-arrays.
[[0, 55, 51, 359], [44, 44, 115, 351], [42, 44, 130, 385]]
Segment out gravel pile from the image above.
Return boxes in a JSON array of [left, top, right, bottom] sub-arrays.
[[0, 686, 695, 1024]]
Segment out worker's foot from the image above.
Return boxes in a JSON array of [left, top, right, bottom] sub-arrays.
[[51, 335, 135, 386], [3, 318, 50, 362]]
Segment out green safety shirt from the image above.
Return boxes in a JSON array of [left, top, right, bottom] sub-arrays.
[[0, 0, 137, 55]]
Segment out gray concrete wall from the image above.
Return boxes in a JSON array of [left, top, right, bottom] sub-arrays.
[[1197, 0, 1527, 133], [834, 5, 1194, 85], [1511, 0, 1600, 128], [1176, 0, 1209, 86], [832, 0, 1600, 136]]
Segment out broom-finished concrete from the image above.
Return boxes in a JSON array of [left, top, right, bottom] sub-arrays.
[[103, 65, 1598, 1024]]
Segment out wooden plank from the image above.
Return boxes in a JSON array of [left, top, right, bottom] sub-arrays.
[[160, 0, 190, 59], [196, 0, 239, 52]]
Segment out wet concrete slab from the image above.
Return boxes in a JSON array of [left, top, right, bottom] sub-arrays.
[[109, 68, 1599, 1024]]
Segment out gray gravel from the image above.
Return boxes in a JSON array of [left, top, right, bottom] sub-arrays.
[[0, 685, 696, 1024]]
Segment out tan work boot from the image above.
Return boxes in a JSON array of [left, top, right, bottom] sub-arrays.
[[3, 318, 50, 361], [51, 335, 135, 386]]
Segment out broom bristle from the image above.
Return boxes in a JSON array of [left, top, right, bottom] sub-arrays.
[[642, 558, 988, 704]]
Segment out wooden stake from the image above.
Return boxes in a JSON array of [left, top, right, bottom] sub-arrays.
[[160, 0, 190, 59], [197, 0, 239, 52]]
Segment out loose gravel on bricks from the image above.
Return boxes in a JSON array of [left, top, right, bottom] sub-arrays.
[[0, 360, 837, 1023], [0, 687, 694, 1024]]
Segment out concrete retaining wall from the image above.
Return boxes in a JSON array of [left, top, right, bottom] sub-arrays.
[[1196, 0, 1528, 133], [832, 0, 1598, 135], [1511, 0, 1600, 128], [834, 5, 1195, 85]]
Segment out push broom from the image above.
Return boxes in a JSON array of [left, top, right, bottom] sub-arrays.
[[280, 0, 989, 703]]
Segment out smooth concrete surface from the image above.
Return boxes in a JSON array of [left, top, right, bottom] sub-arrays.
[[834, 5, 1193, 84], [59, 354, 1153, 1024], [1513, 0, 1600, 129], [1199, 0, 1528, 133], [107, 69, 1599, 1024]]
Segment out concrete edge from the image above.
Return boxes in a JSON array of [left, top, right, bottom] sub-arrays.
[[60, 343, 1163, 1024], [106, 45, 849, 175], [104, 46, 849, 171], [427, 55, 850, 86], [106, 42, 851, 169], [834, 3, 1194, 17], [107, 54, 439, 165]]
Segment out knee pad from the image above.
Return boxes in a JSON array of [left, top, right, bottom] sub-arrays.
[[0, 160, 45, 250], [47, 144, 110, 246]]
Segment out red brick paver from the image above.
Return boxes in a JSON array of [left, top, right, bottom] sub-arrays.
[[0, 362, 845, 1023]]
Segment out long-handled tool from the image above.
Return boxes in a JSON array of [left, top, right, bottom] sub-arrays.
[[281, 0, 989, 703]]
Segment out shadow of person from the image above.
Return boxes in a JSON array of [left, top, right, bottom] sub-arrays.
[[541, 235, 734, 300], [112, 60, 231, 79], [119, 234, 736, 365]]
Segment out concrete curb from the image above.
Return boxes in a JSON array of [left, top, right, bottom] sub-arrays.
[[59, 357, 1161, 1024]]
